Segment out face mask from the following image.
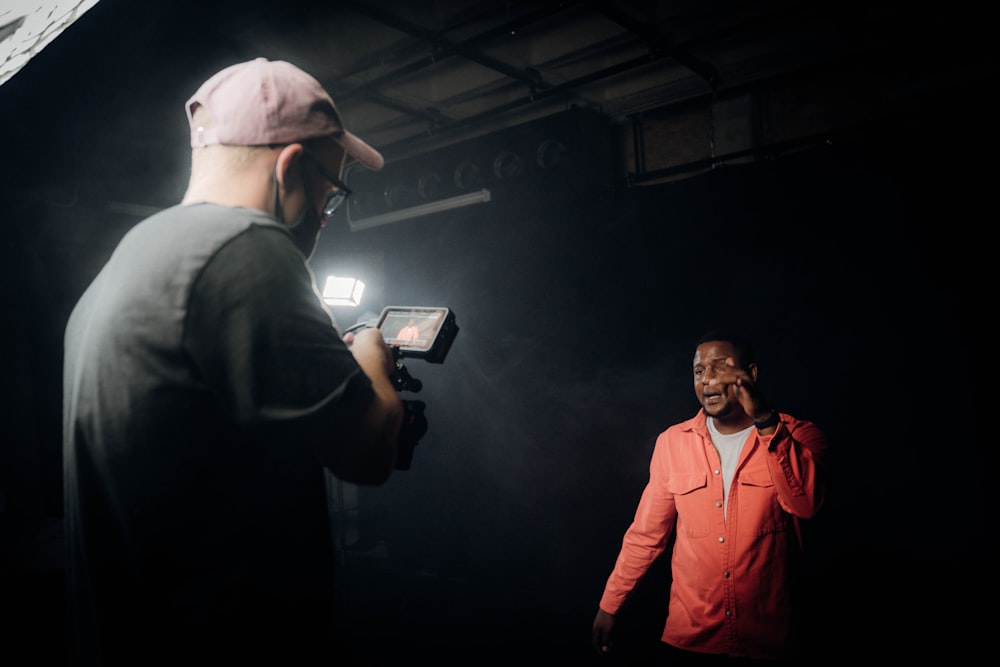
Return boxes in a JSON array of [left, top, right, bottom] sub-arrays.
[[273, 159, 325, 260], [284, 197, 324, 260]]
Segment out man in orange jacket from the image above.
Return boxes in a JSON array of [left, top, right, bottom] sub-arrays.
[[593, 328, 830, 664]]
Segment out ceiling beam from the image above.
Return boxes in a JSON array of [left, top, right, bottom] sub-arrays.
[[337, 1, 583, 101], [587, 0, 716, 83]]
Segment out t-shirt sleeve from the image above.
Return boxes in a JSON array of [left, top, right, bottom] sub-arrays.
[[182, 225, 372, 441]]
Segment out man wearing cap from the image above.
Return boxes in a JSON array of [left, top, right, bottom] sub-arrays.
[[63, 58, 401, 666]]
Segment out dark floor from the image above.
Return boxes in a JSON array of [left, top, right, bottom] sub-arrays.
[[2, 516, 66, 665], [3, 517, 985, 665], [331, 553, 604, 664], [2, 518, 606, 666]]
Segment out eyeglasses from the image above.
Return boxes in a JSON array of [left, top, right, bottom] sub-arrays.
[[303, 151, 353, 218]]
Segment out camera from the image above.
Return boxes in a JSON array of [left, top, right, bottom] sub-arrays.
[[373, 306, 459, 469]]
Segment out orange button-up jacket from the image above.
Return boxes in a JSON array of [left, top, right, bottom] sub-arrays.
[[598, 409, 829, 659]]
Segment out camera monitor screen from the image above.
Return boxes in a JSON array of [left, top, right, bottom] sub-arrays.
[[376, 306, 457, 362]]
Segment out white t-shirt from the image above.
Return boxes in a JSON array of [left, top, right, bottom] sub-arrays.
[[706, 416, 755, 519]]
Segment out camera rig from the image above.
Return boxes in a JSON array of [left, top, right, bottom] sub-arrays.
[[349, 306, 459, 470]]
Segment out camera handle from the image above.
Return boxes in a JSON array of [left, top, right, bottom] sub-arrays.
[[389, 348, 426, 469], [389, 346, 423, 392], [395, 399, 427, 470]]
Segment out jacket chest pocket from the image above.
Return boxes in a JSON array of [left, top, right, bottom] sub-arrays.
[[666, 473, 711, 537], [736, 473, 789, 535]]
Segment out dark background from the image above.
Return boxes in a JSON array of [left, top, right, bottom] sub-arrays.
[[0, 1, 989, 664]]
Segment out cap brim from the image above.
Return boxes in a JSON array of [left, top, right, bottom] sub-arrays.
[[338, 131, 384, 171]]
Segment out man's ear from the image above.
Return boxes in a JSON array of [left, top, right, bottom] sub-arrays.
[[273, 143, 305, 189], [748, 362, 759, 382]]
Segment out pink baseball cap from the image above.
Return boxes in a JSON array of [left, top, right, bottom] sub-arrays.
[[186, 57, 384, 171]]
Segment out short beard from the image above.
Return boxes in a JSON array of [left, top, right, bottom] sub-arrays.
[[708, 402, 733, 420]]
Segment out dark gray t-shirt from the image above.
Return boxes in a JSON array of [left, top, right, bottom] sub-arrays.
[[63, 203, 370, 665]]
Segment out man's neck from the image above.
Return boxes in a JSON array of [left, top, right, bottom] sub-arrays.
[[710, 412, 753, 435]]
